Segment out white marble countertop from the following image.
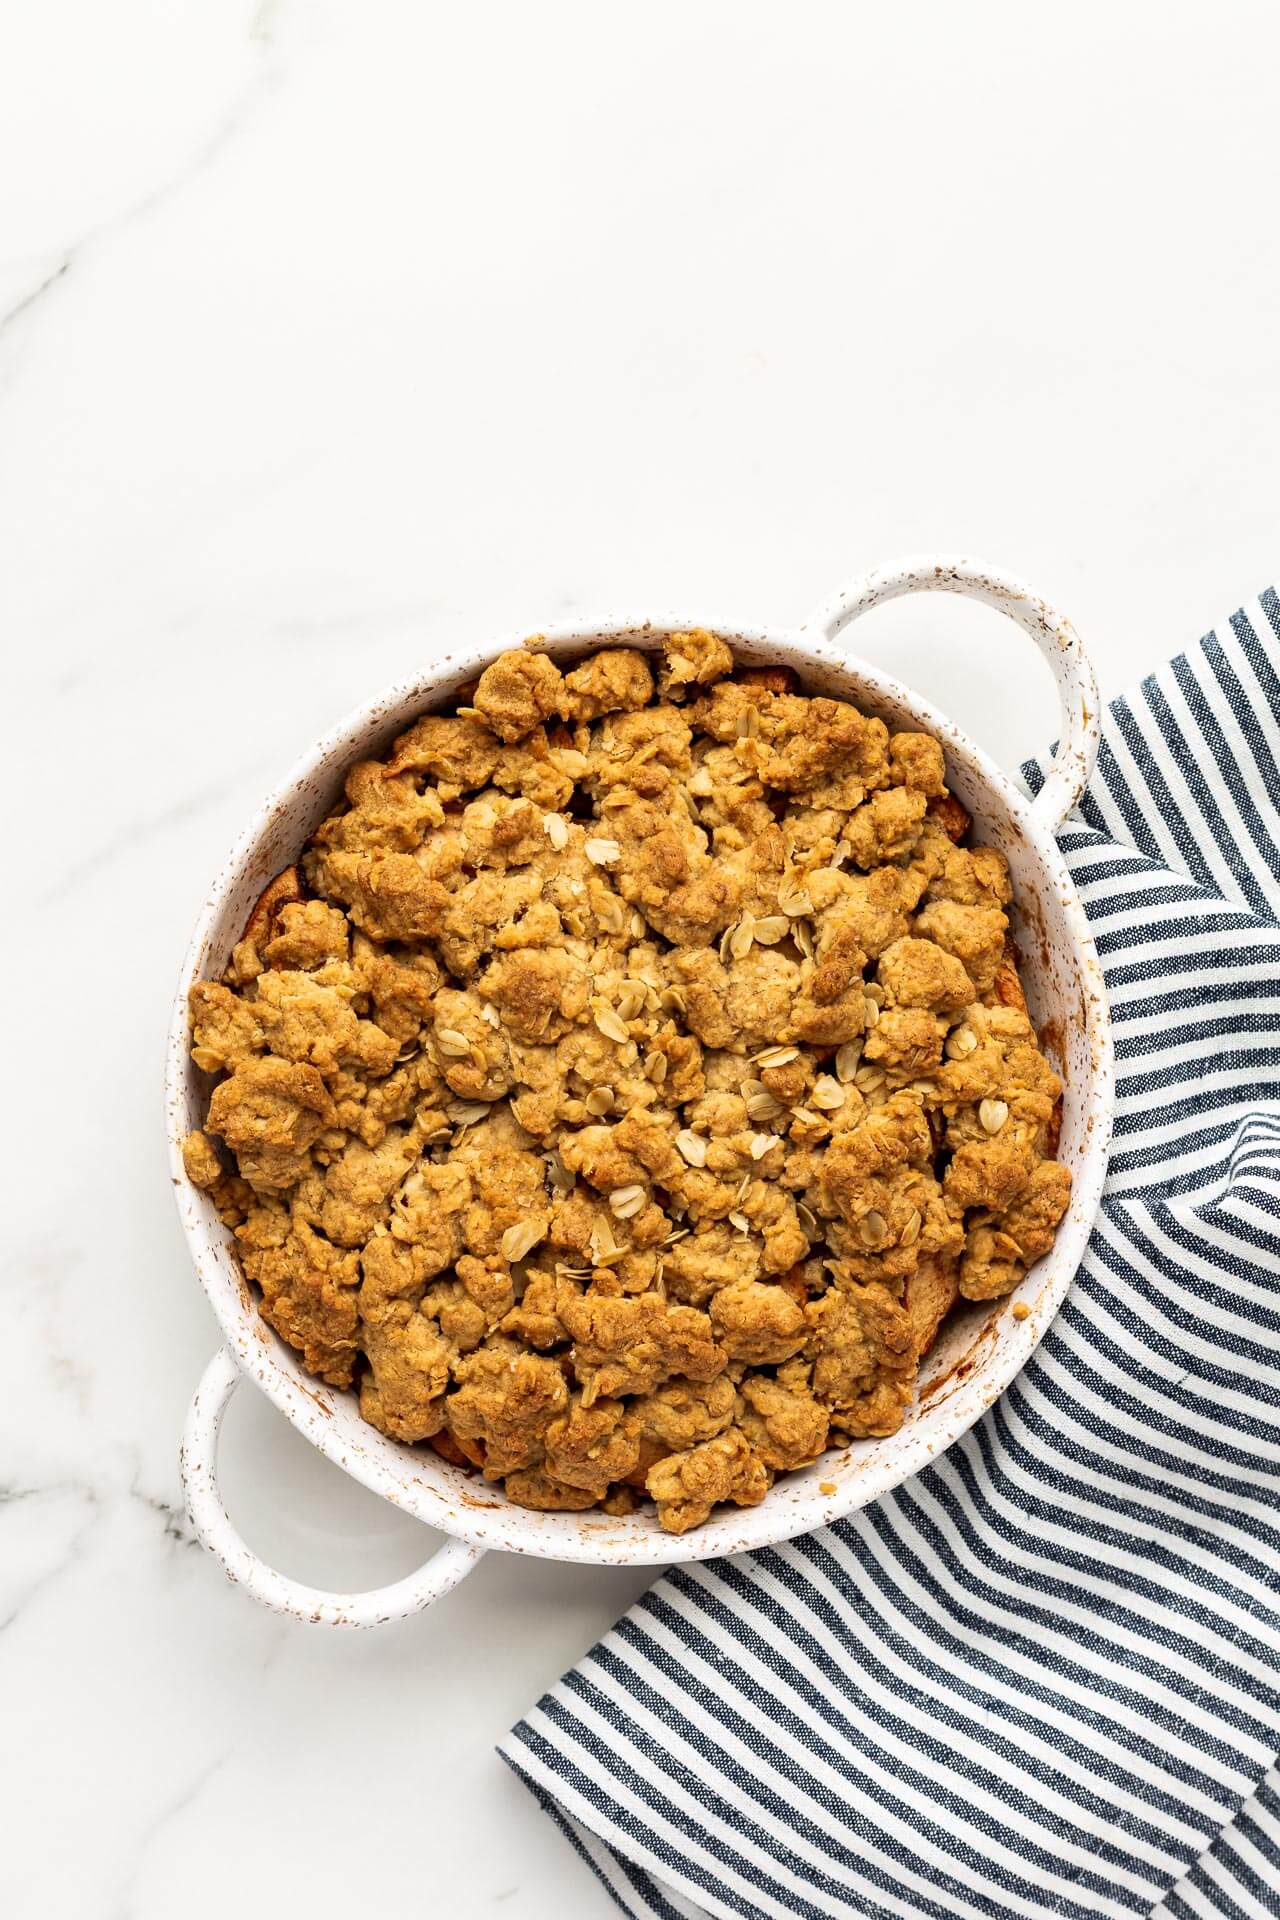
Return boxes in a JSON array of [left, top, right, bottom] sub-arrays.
[[4, 4, 1279, 1916]]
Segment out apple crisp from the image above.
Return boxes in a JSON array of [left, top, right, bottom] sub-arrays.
[[182, 634, 1070, 1534]]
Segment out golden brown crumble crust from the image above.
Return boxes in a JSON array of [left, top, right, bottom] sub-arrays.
[[183, 632, 1069, 1533]]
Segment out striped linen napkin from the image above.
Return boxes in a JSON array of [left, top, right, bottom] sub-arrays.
[[500, 589, 1280, 1920]]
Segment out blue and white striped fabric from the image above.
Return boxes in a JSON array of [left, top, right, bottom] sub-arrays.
[[500, 590, 1280, 1920]]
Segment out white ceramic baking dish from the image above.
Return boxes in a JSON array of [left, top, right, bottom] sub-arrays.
[[170, 558, 1113, 1626]]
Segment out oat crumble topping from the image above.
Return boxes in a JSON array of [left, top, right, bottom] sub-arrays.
[[182, 633, 1070, 1533]]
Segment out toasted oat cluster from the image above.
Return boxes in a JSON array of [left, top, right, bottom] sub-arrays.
[[182, 634, 1070, 1533]]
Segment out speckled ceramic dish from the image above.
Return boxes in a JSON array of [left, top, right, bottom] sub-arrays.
[[171, 558, 1113, 1626]]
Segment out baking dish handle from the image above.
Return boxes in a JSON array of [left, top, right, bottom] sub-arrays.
[[180, 1346, 484, 1627], [800, 558, 1100, 832]]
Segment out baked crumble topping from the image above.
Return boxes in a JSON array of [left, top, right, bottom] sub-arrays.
[[183, 634, 1070, 1533]]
